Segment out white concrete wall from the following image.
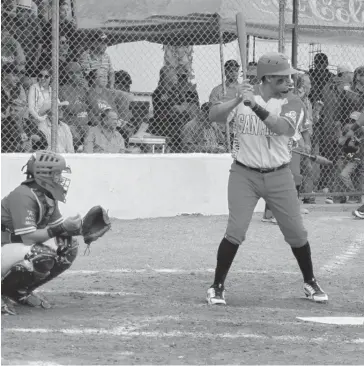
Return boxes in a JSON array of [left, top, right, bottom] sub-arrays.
[[1, 154, 265, 219]]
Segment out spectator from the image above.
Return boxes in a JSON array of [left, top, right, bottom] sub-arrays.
[[38, 106, 74, 153], [80, 32, 114, 89], [12, 2, 43, 69], [41, 0, 76, 61], [177, 66, 200, 120], [317, 66, 352, 192], [59, 62, 89, 150], [181, 102, 226, 153], [86, 68, 131, 126], [1, 15, 26, 71], [209, 60, 241, 146], [84, 109, 126, 153], [308, 52, 334, 106], [294, 73, 315, 204], [114, 70, 132, 92], [28, 66, 68, 124], [1, 63, 27, 129], [148, 66, 189, 152]]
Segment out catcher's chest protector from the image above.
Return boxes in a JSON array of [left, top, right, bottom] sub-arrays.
[[33, 190, 56, 229]]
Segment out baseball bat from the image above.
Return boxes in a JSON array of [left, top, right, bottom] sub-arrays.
[[292, 150, 333, 166], [236, 12, 251, 107]]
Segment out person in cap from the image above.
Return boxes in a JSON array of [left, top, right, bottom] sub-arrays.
[[206, 52, 328, 306]]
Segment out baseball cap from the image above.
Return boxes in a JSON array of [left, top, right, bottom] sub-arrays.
[[257, 52, 299, 80], [224, 60, 240, 70]]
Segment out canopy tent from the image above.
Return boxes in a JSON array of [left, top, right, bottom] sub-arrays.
[[73, 0, 364, 46]]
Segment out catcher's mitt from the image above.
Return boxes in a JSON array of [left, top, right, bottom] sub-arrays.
[[81, 206, 111, 250]]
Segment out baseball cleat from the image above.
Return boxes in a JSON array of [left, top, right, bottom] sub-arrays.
[[207, 284, 226, 305], [261, 217, 278, 224], [353, 209, 364, 219], [1, 295, 16, 315], [304, 279, 328, 303], [15, 291, 51, 309]]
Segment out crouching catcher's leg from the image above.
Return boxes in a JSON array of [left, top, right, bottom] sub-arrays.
[[1, 237, 78, 309]]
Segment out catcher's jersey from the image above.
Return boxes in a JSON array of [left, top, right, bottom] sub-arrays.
[[229, 85, 306, 168], [1, 184, 63, 237]]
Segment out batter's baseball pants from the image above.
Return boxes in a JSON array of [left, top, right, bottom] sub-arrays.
[[225, 162, 308, 248]]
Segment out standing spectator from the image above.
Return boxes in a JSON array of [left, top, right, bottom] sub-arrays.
[[86, 68, 130, 126], [308, 53, 334, 106], [295, 73, 316, 204], [59, 62, 90, 150], [114, 70, 132, 92], [181, 102, 225, 153], [84, 109, 125, 153], [38, 106, 74, 153], [80, 32, 114, 89], [148, 66, 189, 152], [1, 15, 26, 71], [209, 60, 241, 146]]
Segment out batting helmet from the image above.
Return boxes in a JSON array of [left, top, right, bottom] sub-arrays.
[[257, 53, 299, 80]]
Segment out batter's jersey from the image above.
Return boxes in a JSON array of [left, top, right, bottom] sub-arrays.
[[1, 184, 63, 237], [229, 85, 306, 168]]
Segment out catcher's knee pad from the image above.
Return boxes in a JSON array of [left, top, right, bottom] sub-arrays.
[[1, 244, 57, 297]]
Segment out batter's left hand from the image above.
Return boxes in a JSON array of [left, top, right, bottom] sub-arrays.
[[236, 81, 255, 108]]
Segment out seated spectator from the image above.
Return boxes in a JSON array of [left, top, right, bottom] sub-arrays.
[[181, 102, 226, 153], [80, 32, 114, 89], [86, 68, 130, 126], [28, 66, 68, 124], [1, 14, 26, 71], [59, 62, 90, 150], [38, 106, 74, 153], [177, 66, 200, 120], [84, 109, 125, 153], [308, 53, 334, 106], [1, 110, 47, 153], [148, 66, 190, 152]]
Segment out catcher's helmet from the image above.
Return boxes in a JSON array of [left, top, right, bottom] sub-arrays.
[[257, 52, 299, 80], [24, 150, 71, 203]]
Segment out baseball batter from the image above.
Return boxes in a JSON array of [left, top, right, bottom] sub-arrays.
[[206, 52, 328, 305], [1, 150, 82, 315]]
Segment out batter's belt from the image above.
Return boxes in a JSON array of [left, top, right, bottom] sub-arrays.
[[235, 160, 289, 174]]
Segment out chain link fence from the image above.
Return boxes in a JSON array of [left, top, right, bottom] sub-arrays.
[[1, 0, 363, 201]]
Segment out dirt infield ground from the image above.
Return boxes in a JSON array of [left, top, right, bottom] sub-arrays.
[[2, 211, 364, 365]]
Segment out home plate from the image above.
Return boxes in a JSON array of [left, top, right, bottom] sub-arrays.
[[297, 317, 364, 325]]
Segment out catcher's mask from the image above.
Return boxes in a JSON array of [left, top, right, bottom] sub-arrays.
[[23, 150, 71, 203]]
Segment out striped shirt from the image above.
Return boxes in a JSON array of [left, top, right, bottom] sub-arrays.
[[80, 51, 114, 86]]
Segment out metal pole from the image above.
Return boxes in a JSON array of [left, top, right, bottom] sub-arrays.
[[51, 0, 60, 152], [278, 0, 286, 53], [219, 21, 231, 152], [292, 0, 299, 67]]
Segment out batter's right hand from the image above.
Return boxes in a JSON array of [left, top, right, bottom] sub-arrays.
[[236, 80, 255, 105]]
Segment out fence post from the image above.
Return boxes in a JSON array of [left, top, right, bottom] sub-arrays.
[[278, 0, 286, 53], [51, 0, 60, 152], [291, 0, 299, 67]]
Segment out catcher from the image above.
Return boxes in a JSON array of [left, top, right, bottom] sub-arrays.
[[1, 150, 111, 315]]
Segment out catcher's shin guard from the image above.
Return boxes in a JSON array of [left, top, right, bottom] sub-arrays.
[[26, 236, 79, 292], [1, 243, 57, 299]]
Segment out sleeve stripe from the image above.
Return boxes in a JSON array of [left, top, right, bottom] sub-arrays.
[[48, 217, 64, 227], [14, 226, 37, 235], [282, 116, 296, 130]]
